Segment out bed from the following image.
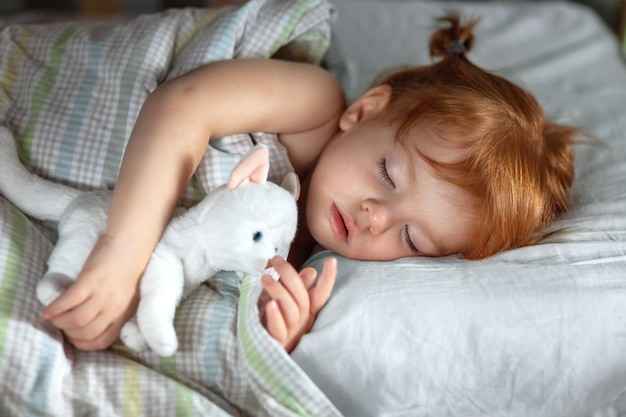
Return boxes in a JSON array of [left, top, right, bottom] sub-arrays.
[[1, 0, 625, 416]]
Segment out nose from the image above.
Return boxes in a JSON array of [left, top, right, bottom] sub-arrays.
[[362, 198, 393, 235]]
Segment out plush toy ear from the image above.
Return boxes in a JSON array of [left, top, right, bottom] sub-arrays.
[[227, 144, 270, 190], [280, 172, 300, 201]]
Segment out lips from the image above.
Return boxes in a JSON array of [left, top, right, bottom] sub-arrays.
[[330, 203, 350, 243]]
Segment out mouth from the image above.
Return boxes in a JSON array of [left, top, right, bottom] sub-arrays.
[[330, 203, 351, 243]]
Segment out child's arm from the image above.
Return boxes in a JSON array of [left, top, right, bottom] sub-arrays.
[[261, 256, 337, 353], [41, 59, 345, 350]]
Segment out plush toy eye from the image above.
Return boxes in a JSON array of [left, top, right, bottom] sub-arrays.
[[253, 231, 263, 242]]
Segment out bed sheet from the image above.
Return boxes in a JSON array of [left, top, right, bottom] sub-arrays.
[[0, 1, 343, 416], [293, 1, 626, 417]]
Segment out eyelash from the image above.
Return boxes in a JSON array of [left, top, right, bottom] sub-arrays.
[[377, 157, 395, 188], [403, 225, 419, 254]]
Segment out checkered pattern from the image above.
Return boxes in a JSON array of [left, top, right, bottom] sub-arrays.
[[0, 0, 343, 415]]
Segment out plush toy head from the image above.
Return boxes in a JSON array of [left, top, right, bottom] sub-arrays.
[[199, 144, 299, 276]]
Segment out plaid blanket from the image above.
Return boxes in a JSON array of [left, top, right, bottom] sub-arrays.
[[0, 1, 343, 415]]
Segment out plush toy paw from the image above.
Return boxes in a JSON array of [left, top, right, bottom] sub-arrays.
[[36, 272, 75, 306], [120, 318, 149, 352], [141, 324, 179, 357]]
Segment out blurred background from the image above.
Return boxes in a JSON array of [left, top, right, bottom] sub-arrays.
[[0, 0, 624, 50], [0, 0, 245, 22]]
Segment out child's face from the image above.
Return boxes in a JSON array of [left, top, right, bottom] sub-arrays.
[[305, 89, 475, 261]]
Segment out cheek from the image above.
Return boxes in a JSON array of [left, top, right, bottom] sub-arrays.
[[317, 132, 366, 170], [350, 242, 407, 261], [303, 181, 327, 235], [305, 199, 333, 247]]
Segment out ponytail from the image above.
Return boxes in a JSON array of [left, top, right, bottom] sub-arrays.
[[429, 15, 478, 59]]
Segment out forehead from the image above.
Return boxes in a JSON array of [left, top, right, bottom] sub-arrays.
[[395, 122, 472, 166]]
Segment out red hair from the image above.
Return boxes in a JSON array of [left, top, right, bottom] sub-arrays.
[[378, 16, 577, 259]]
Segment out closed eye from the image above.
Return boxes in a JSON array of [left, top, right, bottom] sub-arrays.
[[377, 157, 395, 188], [403, 225, 419, 254]]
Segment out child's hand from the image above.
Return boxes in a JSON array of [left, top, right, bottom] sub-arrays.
[[42, 235, 143, 350], [261, 256, 336, 353]]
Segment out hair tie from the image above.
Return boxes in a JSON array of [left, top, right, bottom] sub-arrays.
[[447, 40, 466, 55]]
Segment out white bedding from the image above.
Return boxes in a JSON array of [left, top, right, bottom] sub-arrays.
[[292, 2, 626, 416]]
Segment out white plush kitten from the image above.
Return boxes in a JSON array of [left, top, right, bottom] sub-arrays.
[[0, 126, 298, 356]]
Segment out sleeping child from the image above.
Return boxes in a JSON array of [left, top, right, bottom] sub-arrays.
[[39, 15, 578, 353]]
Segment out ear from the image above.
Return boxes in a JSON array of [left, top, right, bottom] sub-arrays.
[[227, 144, 270, 190], [279, 171, 301, 201], [339, 84, 392, 131]]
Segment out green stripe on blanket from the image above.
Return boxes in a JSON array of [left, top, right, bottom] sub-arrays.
[[0, 206, 27, 358], [123, 358, 142, 416], [173, 9, 225, 56], [21, 24, 82, 166], [269, 0, 317, 56], [0, 26, 39, 118], [175, 383, 194, 417]]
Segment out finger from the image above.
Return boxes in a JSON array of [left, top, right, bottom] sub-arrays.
[[264, 300, 288, 347], [269, 256, 309, 306], [43, 281, 93, 320], [59, 311, 113, 342], [67, 320, 122, 351], [309, 257, 337, 314], [47, 297, 102, 330], [49, 282, 109, 330], [300, 267, 318, 290], [61, 289, 139, 341], [50, 307, 103, 338], [261, 274, 301, 329]]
